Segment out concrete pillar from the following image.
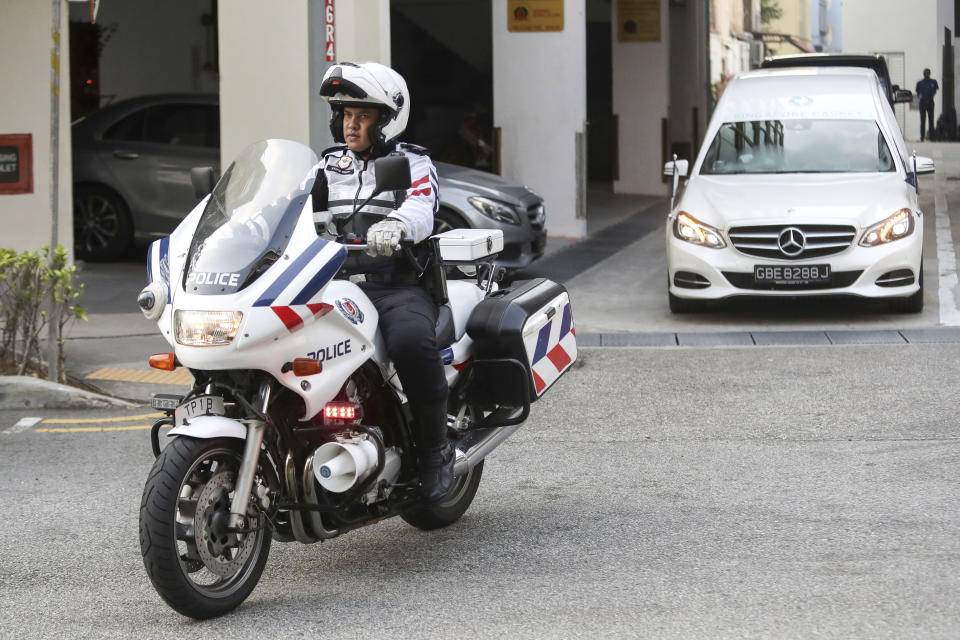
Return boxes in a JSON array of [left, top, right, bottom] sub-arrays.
[[334, 0, 391, 64], [220, 0, 391, 165], [219, 1, 311, 164], [492, 0, 587, 239], [612, 0, 669, 195], [0, 0, 72, 253]]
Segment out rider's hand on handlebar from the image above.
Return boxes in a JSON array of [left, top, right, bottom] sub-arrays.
[[365, 218, 408, 257]]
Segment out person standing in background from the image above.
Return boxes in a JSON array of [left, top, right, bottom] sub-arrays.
[[916, 68, 939, 141]]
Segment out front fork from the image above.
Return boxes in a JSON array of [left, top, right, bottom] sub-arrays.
[[228, 381, 271, 530]]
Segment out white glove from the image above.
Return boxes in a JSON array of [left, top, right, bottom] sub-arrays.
[[365, 218, 408, 257]]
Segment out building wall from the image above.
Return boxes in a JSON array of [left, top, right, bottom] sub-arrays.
[[0, 0, 73, 254], [219, 1, 312, 165], [493, 0, 587, 238], [811, 0, 842, 52], [335, 0, 391, 64], [843, 0, 951, 141], [764, 0, 811, 54]]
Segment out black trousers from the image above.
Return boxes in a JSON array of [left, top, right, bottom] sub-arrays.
[[360, 282, 448, 453], [920, 99, 935, 141]]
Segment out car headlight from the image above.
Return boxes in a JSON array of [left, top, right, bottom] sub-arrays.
[[859, 209, 914, 246], [673, 212, 726, 248], [468, 196, 521, 225], [175, 310, 243, 346]]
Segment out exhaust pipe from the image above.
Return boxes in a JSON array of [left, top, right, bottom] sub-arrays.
[[313, 440, 379, 493], [452, 408, 524, 477]]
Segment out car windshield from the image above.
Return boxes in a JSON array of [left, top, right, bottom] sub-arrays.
[[700, 119, 896, 175], [183, 139, 318, 295]]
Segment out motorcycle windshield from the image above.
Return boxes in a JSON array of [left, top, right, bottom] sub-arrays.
[[183, 139, 318, 295]]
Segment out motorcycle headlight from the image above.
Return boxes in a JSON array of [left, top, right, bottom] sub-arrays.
[[468, 196, 521, 225], [673, 212, 726, 248], [859, 209, 914, 246], [174, 310, 243, 346]]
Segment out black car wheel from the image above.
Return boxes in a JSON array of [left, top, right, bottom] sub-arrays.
[[432, 208, 467, 235], [73, 184, 133, 260]]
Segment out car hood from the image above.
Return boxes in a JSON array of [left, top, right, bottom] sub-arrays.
[[436, 162, 541, 208], [679, 173, 915, 228]]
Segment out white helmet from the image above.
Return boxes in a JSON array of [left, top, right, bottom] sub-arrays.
[[320, 62, 410, 152]]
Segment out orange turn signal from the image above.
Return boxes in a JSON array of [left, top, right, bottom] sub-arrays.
[[149, 353, 176, 371], [292, 358, 323, 376]]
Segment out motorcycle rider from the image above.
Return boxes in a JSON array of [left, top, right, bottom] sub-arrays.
[[315, 61, 453, 502]]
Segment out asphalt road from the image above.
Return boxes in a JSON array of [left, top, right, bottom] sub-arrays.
[[2, 344, 959, 638]]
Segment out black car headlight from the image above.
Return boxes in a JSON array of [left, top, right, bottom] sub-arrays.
[[468, 196, 521, 225]]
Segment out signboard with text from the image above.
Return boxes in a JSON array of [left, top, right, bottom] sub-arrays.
[[618, 0, 661, 42], [508, 0, 564, 32], [0, 134, 32, 195], [325, 0, 336, 61]]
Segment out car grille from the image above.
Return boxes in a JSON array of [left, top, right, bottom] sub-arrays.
[[728, 224, 857, 260], [722, 270, 863, 290], [528, 203, 545, 230]]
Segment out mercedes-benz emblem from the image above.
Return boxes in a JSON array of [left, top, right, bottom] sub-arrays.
[[778, 227, 806, 257]]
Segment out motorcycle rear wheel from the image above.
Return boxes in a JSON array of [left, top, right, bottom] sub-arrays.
[[139, 437, 272, 619], [401, 460, 484, 530]]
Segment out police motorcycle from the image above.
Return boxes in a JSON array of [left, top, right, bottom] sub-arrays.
[[136, 139, 577, 619]]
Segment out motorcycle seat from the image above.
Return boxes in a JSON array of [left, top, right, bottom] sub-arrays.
[[435, 304, 455, 350]]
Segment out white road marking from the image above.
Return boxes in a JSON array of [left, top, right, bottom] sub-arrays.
[[3, 417, 43, 435], [934, 150, 960, 326]]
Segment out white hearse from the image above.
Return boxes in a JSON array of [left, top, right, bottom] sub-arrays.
[[665, 67, 932, 313]]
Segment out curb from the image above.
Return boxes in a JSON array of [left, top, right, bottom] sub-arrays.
[[0, 376, 137, 410]]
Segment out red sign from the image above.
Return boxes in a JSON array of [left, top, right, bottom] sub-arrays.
[[325, 0, 336, 62], [0, 134, 32, 195]]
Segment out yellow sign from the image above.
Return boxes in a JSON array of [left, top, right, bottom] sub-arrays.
[[618, 0, 661, 42], [508, 0, 564, 32]]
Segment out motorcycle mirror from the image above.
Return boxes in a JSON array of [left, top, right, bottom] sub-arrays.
[[190, 166, 216, 199], [350, 155, 412, 218], [374, 155, 412, 193]]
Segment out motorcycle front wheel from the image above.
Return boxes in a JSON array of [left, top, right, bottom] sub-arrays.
[[139, 437, 272, 619]]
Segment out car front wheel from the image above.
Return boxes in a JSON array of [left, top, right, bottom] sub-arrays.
[[73, 184, 133, 260]]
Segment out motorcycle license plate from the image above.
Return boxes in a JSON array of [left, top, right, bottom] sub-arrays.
[[174, 395, 225, 427], [754, 264, 830, 285]]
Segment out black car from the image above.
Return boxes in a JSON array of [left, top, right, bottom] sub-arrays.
[[761, 53, 913, 107]]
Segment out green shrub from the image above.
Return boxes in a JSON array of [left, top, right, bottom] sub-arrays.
[[0, 245, 86, 381]]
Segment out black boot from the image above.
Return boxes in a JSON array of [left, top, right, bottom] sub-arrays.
[[418, 444, 455, 503]]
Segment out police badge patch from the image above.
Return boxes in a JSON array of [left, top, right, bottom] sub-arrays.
[[337, 155, 353, 170], [335, 298, 365, 325]]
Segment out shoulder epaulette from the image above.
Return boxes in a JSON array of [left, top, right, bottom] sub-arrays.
[[397, 142, 432, 156], [321, 144, 349, 157]]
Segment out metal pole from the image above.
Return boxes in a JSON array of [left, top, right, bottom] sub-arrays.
[[48, 0, 61, 382]]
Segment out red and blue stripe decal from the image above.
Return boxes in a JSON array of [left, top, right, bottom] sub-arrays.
[[253, 238, 346, 307]]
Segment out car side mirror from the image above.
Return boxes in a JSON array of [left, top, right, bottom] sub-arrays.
[[190, 166, 216, 199], [374, 155, 412, 194], [663, 159, 689, 177], [894, 89, 913, 104], [915, 155, 935, 174]]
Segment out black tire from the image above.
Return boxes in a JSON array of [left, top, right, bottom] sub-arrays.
[[668, 291, 704, 313], [433, 207, 468, 235], [888, 263, 924, 313], [73, 184, 133, 260], [139, 437, 271, 619], [401, 460, 484, 530]]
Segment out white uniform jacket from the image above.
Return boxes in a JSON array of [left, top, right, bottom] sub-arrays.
[[315, 142, 439, 243]]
